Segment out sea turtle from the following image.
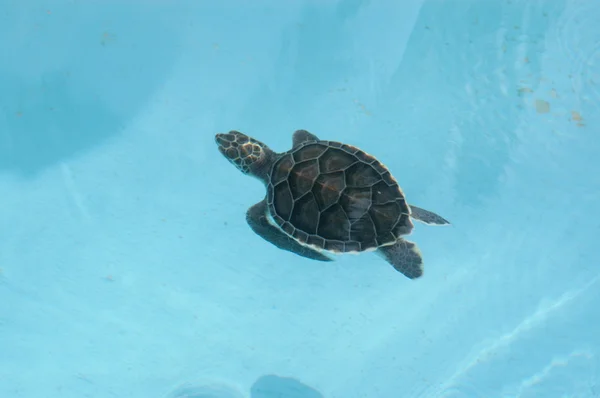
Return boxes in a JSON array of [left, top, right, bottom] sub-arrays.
[[215, 129, 450, 279]]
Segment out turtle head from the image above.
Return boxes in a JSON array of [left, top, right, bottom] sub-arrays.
[[215, 131, 274, 182]]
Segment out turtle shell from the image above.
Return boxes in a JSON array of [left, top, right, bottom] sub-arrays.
[[266, 141, 413, 253]]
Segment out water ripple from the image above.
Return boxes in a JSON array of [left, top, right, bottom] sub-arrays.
[[555, 1, 600, 103]]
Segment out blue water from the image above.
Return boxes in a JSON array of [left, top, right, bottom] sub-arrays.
[[1, 1, 599, 397]]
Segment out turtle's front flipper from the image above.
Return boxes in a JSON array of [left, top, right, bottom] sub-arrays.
[[409, 205, 450, 225], [246, 200, 332, 262], [292, 130, 320, 147], [377, 239, 424, 279]]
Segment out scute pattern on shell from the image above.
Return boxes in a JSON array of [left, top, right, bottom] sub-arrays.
[[266, 141, 413, 253]]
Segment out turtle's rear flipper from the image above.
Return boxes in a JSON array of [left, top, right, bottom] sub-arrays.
[[409, 205, 450, 225], [377, 239, 423, 279], [246, 200, 332, 262]]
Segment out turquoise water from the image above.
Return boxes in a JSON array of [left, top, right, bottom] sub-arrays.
[[1, 1, 599, 397]]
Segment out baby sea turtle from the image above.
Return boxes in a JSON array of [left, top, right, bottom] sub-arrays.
[[215, 129, 450, 279]]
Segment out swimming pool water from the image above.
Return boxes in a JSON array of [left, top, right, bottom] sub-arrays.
[[1, 1, 599, 397]]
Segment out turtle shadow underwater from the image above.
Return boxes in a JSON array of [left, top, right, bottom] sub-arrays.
[[166, 374, 323, 398], [215, 129, 451, 279]]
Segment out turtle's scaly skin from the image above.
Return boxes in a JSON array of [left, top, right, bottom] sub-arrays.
[[266, 141, 413, 254]]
